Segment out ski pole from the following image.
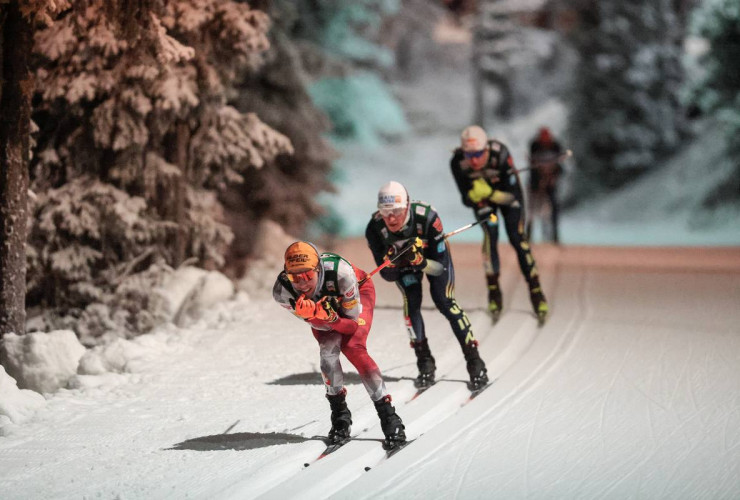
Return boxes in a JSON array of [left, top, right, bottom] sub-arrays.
[[360, 214, 498, 284], [516, 149, 573, 174], [435, 212, 498, 241]]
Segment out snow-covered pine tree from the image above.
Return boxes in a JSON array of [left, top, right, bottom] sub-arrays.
[[28, 1, 293, 340], [688, 0, 740, 204], [567, 0, 688, 197], [472, 0, 519, 122]]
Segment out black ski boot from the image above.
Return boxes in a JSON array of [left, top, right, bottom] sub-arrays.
[[326, 388, 352, 444], [463, 340, 489, 390], [529, 278, 549, 326], [374, 395, 406, 450], [487, 273, 503, 322], [411, 338, 436, 388]]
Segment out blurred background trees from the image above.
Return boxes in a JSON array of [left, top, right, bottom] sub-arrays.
[[566, 0, 690, 197], [687, 0, 740, 209]]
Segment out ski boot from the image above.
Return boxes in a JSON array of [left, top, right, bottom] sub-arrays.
[[374, 395, 406, 451], [529, 279, 549, 326], [463, 340, 489, 391], [411, 338, 436, 388], [326, 388, 352, 444], [487, 273, 503, 323]]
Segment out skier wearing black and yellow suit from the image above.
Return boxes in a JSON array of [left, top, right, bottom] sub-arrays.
[[450, 125, 548, 324], [365, 181, 488, 390]]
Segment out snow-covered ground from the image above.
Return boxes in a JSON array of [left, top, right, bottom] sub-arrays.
[[1, 243, 739, 499]]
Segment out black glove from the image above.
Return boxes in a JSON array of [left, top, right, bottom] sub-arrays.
[[385, 244, 413, 268], [315, 296, 339, 323]]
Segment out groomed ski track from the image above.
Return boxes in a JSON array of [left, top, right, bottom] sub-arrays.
[[1, 244, 739, 499], [229, 243, 581, 500]]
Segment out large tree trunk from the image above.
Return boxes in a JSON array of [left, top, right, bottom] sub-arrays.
[[0, 1, 32, 339], [173, 121, 189, 266]]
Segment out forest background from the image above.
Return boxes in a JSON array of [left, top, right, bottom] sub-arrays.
[[1, 0, 738, 360]]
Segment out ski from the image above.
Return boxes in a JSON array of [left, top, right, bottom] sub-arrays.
[[385, 439, 410, 458], [303, 437, 350, 467], [407, 382, 436, 402], [363, 440, 413, 471], [462, 382, 492, 406]]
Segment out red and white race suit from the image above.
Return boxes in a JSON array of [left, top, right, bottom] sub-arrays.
[[273, 256, 388, 401]]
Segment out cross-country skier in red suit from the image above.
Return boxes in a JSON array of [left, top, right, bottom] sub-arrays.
[[273, 241, 405, 450]]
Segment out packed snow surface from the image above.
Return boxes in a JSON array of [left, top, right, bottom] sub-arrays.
[[1, 244, 739, 499]]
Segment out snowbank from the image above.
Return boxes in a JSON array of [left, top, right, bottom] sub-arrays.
[[76, 327, 183, 376], [156, 266, 235, 326], [0, 366, 46, 435], [1, 330, 85, 394]]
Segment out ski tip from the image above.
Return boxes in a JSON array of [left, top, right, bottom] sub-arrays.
[[303, 463, 310, 468], [364, 466, 372, 472]]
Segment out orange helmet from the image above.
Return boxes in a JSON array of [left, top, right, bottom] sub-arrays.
[[284, 241, 320, 273]]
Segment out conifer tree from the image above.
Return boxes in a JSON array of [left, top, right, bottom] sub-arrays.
[[689, 0, 740, 202], [568, 0, 688, 197], [26, 1, 293, 340]]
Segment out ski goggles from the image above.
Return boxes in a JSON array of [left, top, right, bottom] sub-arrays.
[[286, 268, 318, 283], [463, 149, 486, 160], [378, 206, 407, 218]]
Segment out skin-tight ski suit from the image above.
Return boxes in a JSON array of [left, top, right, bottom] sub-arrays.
[[273, 253, 387, 401], [365, 201, 475, 348], [450, 139, 540, 287]]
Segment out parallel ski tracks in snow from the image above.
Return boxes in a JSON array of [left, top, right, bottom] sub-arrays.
[[252, 280, 575, 499], [249, 262, 590, 500]]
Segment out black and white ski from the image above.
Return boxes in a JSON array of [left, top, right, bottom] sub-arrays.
[[363, 440, 413, 471], [385, 440, 409, 458], [462, 382, 492, 406], [303, 437, 350, 467], [407, 382, 436, 402]]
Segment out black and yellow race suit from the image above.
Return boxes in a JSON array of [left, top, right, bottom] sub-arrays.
[[365, 201, 475, 348]]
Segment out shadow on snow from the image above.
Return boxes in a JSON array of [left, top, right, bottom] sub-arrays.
[[167, 432, 385, 452], [268, 372, 408, 386]]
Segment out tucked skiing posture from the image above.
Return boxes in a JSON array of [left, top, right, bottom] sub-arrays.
[[273, 242, 406, 451], [365, 181, 489, 391], [527, 127, 565, 244], [450, 125, 549, 325]]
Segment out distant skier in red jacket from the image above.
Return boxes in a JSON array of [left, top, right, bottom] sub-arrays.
[[273, 241, 405, 450], [527, 126, 565, 244]]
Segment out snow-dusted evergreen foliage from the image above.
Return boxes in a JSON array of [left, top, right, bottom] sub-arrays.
[[25, 178, 178, 343], [688, 0, 740, 203], [223, 5, 337, 263], [568, 0, 689, 196], [28, 1, 292, 340]]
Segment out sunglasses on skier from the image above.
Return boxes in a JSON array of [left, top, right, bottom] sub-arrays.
[[378, 206, 407, 218], [463, 149, 486, 160], [286, 268, 318, 283]]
